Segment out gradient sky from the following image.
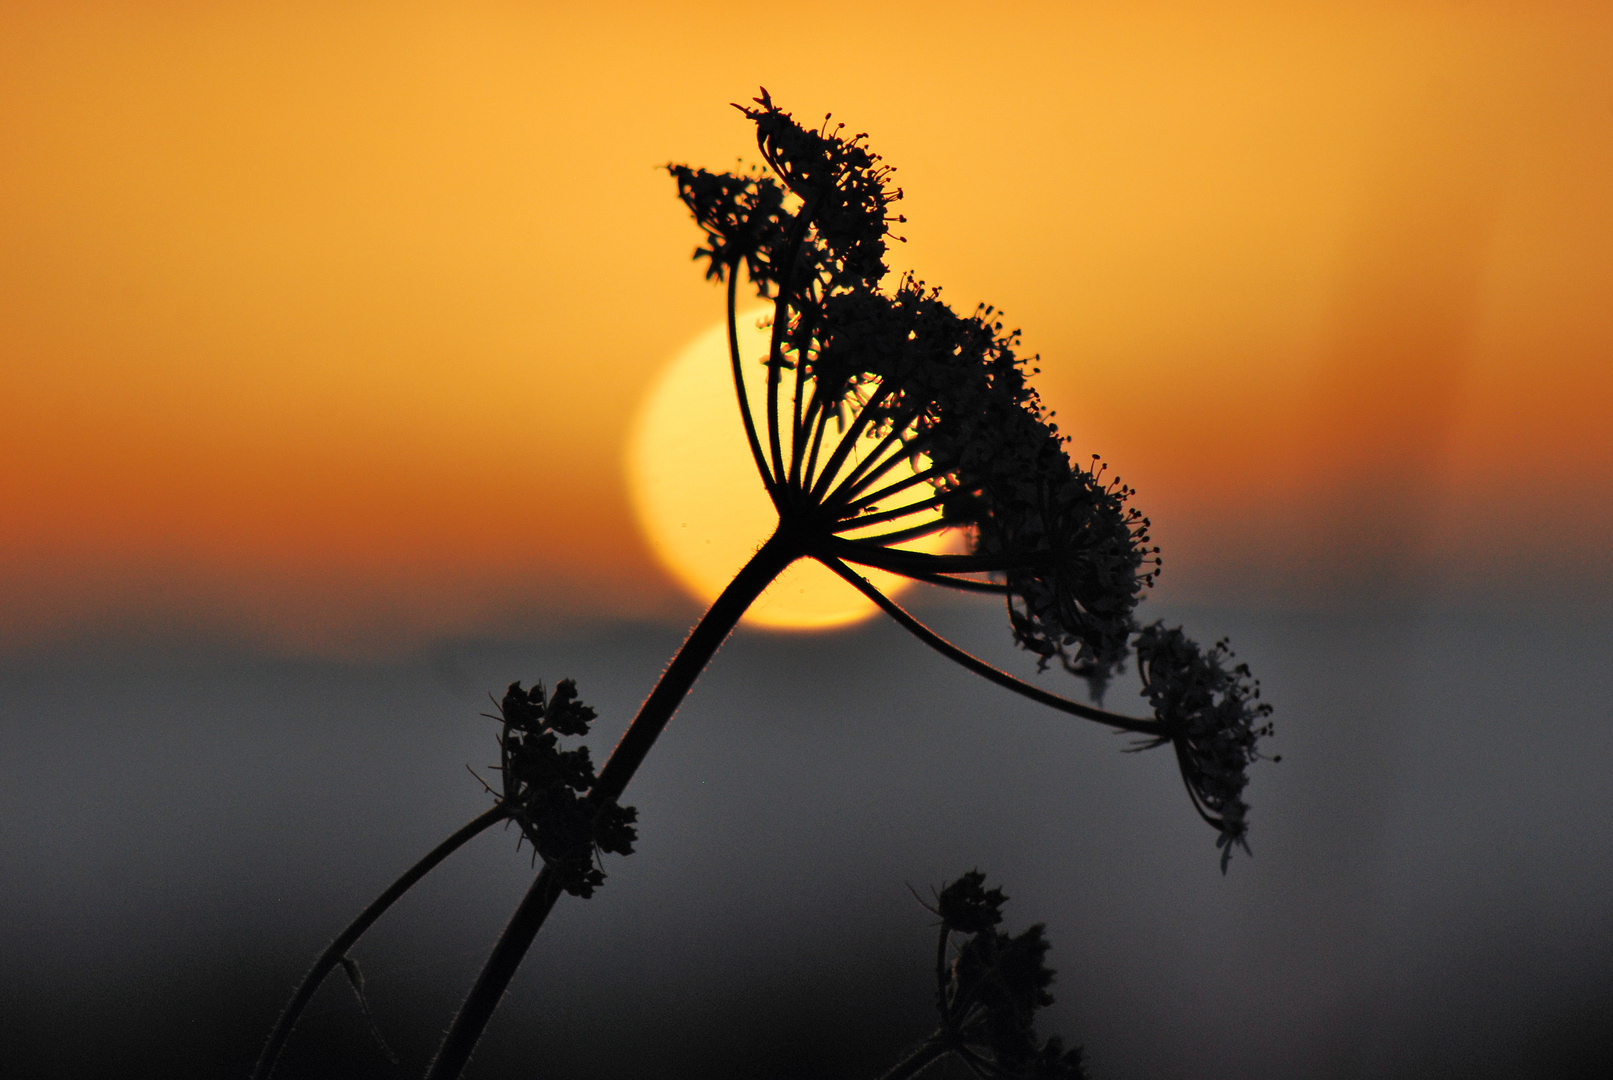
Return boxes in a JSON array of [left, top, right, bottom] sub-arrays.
[[3, 1, 1610, 654]]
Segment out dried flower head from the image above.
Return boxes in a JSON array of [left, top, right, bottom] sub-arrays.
[[671, 91, 1269, 864], [490, 679, 637, 897], [672, 91, 1155, 690], [1133, 625, 1277, 871]]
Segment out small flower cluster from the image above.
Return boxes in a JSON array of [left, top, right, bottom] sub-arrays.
[[490, 680, 638, 897], [924, 871, 1088, 1080], [1133, 625, 1277, 871], [743, 90, 903, 294], [667, 164, 790, 291]]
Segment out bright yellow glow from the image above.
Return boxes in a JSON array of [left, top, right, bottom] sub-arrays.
[[627, 311, 947, 629]]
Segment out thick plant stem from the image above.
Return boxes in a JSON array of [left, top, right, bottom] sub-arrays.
[[425, 527, 804, 1080], [252, 804, 509, 1080], [876, 1036, 951, 1080]]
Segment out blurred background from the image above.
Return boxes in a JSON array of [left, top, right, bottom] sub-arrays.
[[2, 2, 1610, 1077]]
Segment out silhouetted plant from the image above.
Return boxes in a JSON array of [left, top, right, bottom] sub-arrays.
[[876, 872, 1087, 1080], [255, 90, 1275, 1079], [490, 679, 638, 898], [253, 678, 624, 1078]]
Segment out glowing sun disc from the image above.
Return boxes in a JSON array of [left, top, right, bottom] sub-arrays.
[[627, 312, 943, 630]]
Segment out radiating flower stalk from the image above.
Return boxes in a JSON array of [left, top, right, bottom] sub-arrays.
[[255, 91, 1275, 1079]]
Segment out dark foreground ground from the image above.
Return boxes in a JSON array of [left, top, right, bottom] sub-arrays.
[[4, 601, 1611, 1079]]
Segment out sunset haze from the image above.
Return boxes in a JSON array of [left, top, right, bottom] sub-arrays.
[[3, 0, 1609, 654]]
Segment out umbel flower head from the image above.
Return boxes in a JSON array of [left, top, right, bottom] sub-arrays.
[[670, 91, 1273, 866], [1133, 624, 1277, 869]]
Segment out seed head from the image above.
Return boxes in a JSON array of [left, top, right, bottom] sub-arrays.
[[1132, 625, 1276, 870], [490, 679, 637, 897], [671, 93, 1271, 866]]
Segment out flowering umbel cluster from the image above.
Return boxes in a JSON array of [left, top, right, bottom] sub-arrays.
[[670, 91, 1273, 866], [490, 680, 638, 897], [909, 871, 1088, 1080], [1134, 626, 1276, 870]]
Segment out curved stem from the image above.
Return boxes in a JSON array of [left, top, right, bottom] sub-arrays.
[[726, 268, 776, 496], [765, 198, 819, 489], [897, 570, 1010, 595], [842, 516, 952, 548], [833, 495, 945, 532], [825, 539, 1054, 576], [820, 556, 1165, 736], [252, 804, 509, 1080], [955, 1043, 999, 1080], [801, 386, 835, 488], [426, 528, 804, 1079], [765, 296, 789, 491], [788, 328, 808, 489], [822, 403, 921, 506], [808, 380, 894, 502], [841, 462, 949, 515], [827, 411, 933, 510]]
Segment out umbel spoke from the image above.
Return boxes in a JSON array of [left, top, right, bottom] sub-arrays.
[[828, 413, 932, 508], [885, 568, 1009, 595], [820, 556, 1165, 737], [808, 381, 894, 502], [842, 516, 953, 548], [824, 537, 1063, 577], [838, 460, 949, 516], [725, 270, 776, 495], [832, 494, 946, 532]]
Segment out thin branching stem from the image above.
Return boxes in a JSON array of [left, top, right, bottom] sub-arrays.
[[788, 326, 808, 490], [833, 495, 946, 532], [253, 804, 509, 1080], [821, 402, 919, 504], [840, 462, 949, 515], [827, 412, 936, 511], [825, 539, 1056, 577], [764, 198, 819, 489], [891, 569, 1010, 595], [802, 384, 836, 489], [726, 268, 776, 496], [789, 368, 822, 488], [955, 1044, 1000, 1079], [766, 303, 789, 492], [808, 380, 894, 501], [1174, 741, 1226, 830], [842, 516, 952, 548], [426, 528, 805, 1080], [830, 418, 940, 509], [820, 556, 1165, 736]]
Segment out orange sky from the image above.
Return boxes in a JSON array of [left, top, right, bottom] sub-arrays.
[[2, 1, 1609, 654]]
